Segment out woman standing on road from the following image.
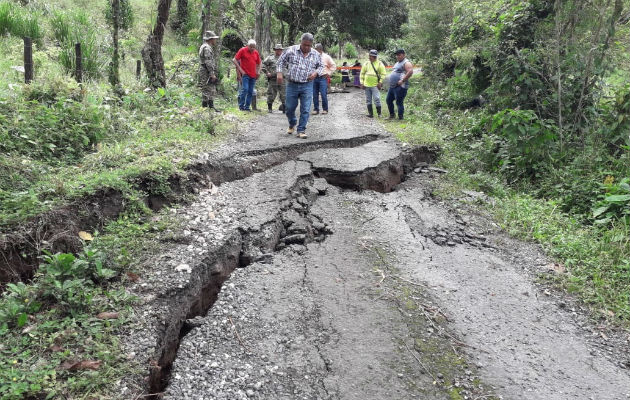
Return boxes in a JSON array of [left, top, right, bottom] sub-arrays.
[[352, 60, 361, 88]]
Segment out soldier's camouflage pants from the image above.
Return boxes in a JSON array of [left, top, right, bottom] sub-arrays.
[[267, 79, 286, 104], [199, 70, 217, 103]]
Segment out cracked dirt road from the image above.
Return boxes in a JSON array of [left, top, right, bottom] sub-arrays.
[[121, 91, 630, 400]]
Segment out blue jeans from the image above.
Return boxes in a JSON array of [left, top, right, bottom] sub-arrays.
[[386, 85, 408, 119], [286, 81, 313, 132], [239, 75, 256, 110], [312, 76, 328, 112]]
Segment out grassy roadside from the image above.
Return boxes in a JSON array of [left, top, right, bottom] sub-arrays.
[[383, 76, 630, 327]]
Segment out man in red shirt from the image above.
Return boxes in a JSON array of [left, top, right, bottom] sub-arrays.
[[232, 39, 261, 111]]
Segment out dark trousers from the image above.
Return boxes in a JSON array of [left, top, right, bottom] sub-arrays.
[[386, 86, 408, 118]]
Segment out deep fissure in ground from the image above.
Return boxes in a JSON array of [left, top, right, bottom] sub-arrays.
[[147, 143, 437, 397]]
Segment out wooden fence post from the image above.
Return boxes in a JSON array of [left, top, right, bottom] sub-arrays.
[[75, 43, 82, 83], [24, 37, 33, 84], [136, 60, 142, 80]]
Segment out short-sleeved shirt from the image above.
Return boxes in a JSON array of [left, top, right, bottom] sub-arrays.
[[235, 47, 261, 78]]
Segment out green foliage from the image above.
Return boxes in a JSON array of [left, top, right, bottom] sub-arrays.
[[105, 0, 134, 31], [52, 10, 104, 79], [593, 177, 630, 226], [344, 42, 358, 58], [334, 0, 408, 48], [0, 80, 110, 163], [0, 245, 133, 399], [329, 44, 339, 57], [0, 1, 43, 43], [484, 109, 557, 180]]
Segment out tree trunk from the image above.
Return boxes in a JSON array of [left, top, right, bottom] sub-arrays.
[[201, 0, 212, 42], [142, 0, 172, 88], [109, 0, 120, 87], [254, 0, 272, 54], [172, 0, 189, 33]]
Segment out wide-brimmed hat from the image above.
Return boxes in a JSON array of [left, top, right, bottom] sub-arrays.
[[273, 43, 284, 50], [203, 31, 219, 40], [394, 48, 405, 55], [369, 49, 378, 57]]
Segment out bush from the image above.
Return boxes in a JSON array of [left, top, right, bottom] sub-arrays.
[[329, 44, 339, 58], [0, 79, 111, 163], [484, 109, 557, 180], [344, 42, 358, 58]]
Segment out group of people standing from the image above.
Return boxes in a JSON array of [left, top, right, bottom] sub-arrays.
[[198, 31, 413, 139]]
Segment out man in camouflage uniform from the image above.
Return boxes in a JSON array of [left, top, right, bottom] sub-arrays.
[[261, 44, 286, 113], [199, 30, 220, 112]]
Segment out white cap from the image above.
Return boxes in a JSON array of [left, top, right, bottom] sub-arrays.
[[247, 39, 256, 46]]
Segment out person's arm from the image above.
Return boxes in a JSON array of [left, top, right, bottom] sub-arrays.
[[398, 61, 413, 86], [256, 52, 262, 77], [359, 65, 367, 88], [309, 53, 323, 80], [328, 56, 336, 77], [276, 50, 288, 84]]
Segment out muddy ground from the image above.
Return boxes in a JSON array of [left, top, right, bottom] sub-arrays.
[[120, 91, 630, 400]]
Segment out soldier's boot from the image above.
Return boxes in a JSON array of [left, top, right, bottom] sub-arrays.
[[268, 102, 273, 113], [208, 100, 220, 112], [251, 95, 258, 111], [376, 106, 382, 117], [280, 103, 285, 113], [367, 104, 374, 118], [202, 100, 208, 107]]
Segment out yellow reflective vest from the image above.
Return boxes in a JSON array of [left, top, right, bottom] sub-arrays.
[[359, 60, 387, 87]]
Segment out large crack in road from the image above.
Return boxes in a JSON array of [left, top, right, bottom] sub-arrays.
[[119, 91, 630, 400]]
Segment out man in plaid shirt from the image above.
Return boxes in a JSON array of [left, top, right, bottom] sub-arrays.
[[276, 33, 323, 139]]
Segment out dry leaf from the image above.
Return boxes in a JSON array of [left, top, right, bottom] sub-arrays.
[[126, 272, 140, 282], [96, 312, 119, 320], [49, 344, 63, 352], [21, 325, 36, 334], [78, 231, 94, 241], [61, 360, 102, 371], [547, 263, 566, 274], [210, 183, 219, 195]]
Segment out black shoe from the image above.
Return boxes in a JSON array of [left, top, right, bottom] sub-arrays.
[[367, 104, 373, 118], [279, 103, 285, 113], [268, 103, 273, 113], [208, 100, 220, 112], [389, 114, 395, 119], [376, 106, 382, 117], [202, 100, 208, 107]]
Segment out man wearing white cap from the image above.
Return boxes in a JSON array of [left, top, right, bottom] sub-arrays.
[[232, 39, 262, 111], [199, 30, 220, 111]]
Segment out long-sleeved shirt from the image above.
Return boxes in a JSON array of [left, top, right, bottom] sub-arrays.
[[319, 52, 336, 77], [360, 59, 387, 87], [276, 45, 323, 83]]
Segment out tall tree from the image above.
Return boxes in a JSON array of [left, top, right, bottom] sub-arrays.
[[141, 0, 173, 88], [172, 0, 189, 34], [254, 0, 272, 54], [108, 0, 120, 88]]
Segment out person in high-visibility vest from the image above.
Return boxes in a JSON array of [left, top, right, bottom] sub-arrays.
[[360, 49, 387, 118]]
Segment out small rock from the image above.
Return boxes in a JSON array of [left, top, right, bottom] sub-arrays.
[[175, 263, 191, 273]]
